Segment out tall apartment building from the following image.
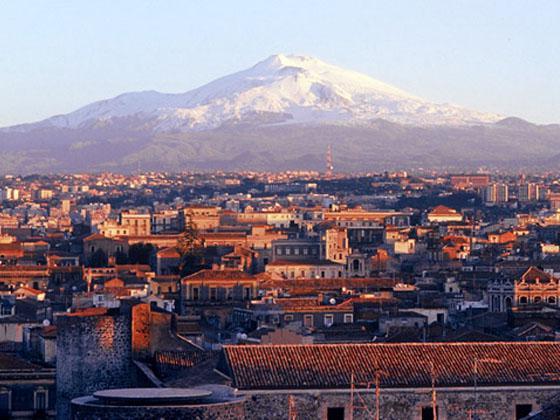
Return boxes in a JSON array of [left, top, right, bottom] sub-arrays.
[[518, 183, 541, 202], [549, 192, 560, 210], [0, 187, 20, 201], [484, 183, 509, 204]]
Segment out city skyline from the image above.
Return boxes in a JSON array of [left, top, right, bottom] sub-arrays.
[[3, 4, 560, 419]]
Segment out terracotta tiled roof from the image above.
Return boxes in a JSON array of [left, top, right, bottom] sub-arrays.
[[266, 260, 344, 267], [182, 269, 255, 282], [521, 266, 558, 284], [157, 247, 181, 258], [221, 342, 560, 390], [273, 297, 355, 312], [16, 286, 43, 295], [261, 278, 398, 291], [64, 307, 109, 317], [429, 205, 458, 215], [83, 233, 106, 241], [0, 243, 23, 257]]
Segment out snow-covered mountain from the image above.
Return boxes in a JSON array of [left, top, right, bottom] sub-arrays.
[[6, 54, 501, 132], [3, 54, 557, 175]]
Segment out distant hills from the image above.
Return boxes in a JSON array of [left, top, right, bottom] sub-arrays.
[[1, 54, 558, 173]]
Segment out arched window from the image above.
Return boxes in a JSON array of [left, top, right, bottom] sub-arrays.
[[519, 296, 528, 304], [353, 260, 360, 271], [534, 296, 542, 303], [548, 296, 556, 304], [494, 296, 501, 312], [505, 297, 512, 309]]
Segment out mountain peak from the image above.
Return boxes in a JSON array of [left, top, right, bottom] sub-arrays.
[[256, 53, 322, 69], [3, 54, 502, 132]]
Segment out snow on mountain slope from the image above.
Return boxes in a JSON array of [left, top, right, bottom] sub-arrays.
[[6, 54, 501, 132]]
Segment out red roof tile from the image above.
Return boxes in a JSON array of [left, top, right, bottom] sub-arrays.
[[429, 205, 459, 215], [182, 269, 256, 282], [221, 342, 560, 390], [521, 266, 558, 284]]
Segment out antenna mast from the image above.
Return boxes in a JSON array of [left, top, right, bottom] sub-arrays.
[[326, 145, 334, 178]]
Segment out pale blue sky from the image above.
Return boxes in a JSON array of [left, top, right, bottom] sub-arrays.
[[1, 0, 559, 126]]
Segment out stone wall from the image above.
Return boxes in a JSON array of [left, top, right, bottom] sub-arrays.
[[242, 387, 560, 420], [71, 397, 246, 419], [56, 311, 135, 420]]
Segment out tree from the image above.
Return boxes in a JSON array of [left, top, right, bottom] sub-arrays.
[[115, 249, 129, 265], [128, 243, 155, 265], [90, 249, 108, 267], [177, 215, 199, 257], [177, 215, 205, 276]]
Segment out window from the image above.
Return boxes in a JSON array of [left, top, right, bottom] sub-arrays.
[[303, 314, 314, 328], [226, 288, 233, 301], [210, 287, 217, 301], [321, 271, 325, 278], [192, 287, 199, 301], [324, 314, 334, 327], [327, 407, 345, 420], [421, 406, 438, 420], [0, 390, 10, 416], [344, 314, 353, 324], [534, 296, 542, 303], [519, 296, 528, 304], [34, 390, 47, 412], [515, 404, 533, 419], [284, 314, 294, 322], [244, 287, 252, 300], [548, 296, 556, 304]]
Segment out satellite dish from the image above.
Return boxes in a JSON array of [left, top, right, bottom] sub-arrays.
[[42, 319, 50, 326]]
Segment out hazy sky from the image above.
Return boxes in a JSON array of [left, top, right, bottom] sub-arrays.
[[1, 0, 559, 126]]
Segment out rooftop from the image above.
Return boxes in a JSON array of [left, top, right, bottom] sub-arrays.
[[220, 342, 560, 390]]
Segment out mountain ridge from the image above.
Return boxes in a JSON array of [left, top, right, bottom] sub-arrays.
[[0, 54, 558, 174], [3, 54, 501, 133]]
